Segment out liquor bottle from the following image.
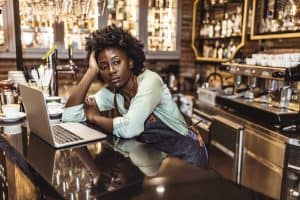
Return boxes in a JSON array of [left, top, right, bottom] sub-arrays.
[[265, 11, 273, 32], [213, 41, 219, 58], [203, 44, 209, 57], [221, 13, 228, 37], [217, 43, 224, 59], [227, 40, 233, 58], [203, 13, 210, 37], [214, 20, 221, 37], [233, 6, 242, 35], [208, 19, 215, 38], [227, 14, 233, 37], [223, 44, 228, 59]]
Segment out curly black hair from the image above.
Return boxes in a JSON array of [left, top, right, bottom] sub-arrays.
[[86, 25, 145, 75]]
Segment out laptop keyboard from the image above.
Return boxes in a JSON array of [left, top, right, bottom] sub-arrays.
[[52, 125, 83, 144]]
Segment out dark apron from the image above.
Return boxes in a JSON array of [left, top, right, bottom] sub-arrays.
[[136, 114, 208, 169], [114, 95, 208, 169]]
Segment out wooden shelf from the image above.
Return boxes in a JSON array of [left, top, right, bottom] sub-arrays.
[[250, 0, 300, 40], [192, 0, 249, 62]]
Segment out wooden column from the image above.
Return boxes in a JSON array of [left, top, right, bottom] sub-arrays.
[[12, 0, 22, 70]]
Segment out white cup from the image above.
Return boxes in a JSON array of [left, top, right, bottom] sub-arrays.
[[2, 104, 20, 117]]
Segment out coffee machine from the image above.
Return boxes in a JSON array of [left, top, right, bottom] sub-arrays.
[[216, 61, 300, 128]]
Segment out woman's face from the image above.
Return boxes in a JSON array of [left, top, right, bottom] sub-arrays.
[[97, 48, 133, 89]]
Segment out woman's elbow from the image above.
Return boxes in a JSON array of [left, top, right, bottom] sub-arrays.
[[117, 124, 144, 139], [62, 113, 86, 123]]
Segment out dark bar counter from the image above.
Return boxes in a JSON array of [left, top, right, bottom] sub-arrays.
[[0, 120, 266, 200]]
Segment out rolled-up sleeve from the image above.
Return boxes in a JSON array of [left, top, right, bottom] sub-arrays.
[[113, 73, 163, 138], [62, 87, 114, 122], [94, 88, 114, 112], [62, 104, 86, 122]]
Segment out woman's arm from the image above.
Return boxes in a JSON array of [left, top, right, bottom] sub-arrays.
[[85, 72, 163, 137], [88, 114, 114, 133], [113, 72, 163, 138], [74, 147, 101, 182], [84, 97, 114, 133], [65, 51, 99, 108]]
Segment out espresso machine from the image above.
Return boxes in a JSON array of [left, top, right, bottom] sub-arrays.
[[216, 62, 300, 128]]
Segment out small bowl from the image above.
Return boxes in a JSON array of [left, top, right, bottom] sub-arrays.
[[45, 96, 62, 104], [47, 102, 63, 114]]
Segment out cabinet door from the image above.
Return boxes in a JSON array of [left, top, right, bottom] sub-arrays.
[[242, 129, 285, 200]]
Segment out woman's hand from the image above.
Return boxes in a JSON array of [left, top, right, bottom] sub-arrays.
[[84, 96, 100, 123], [89, 51, 99, 73], [85, 96, 98, 107]]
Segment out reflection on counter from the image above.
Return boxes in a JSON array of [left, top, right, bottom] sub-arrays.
[[26, 135, 145, 199]]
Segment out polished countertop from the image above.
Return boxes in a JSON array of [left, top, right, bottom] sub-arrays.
[[0, 120, 265, 200]]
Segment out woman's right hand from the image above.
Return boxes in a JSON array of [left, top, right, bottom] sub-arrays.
[[89, 51, 99, 73]]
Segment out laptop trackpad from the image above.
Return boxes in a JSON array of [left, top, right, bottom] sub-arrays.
[[58, 122, 107, 140]]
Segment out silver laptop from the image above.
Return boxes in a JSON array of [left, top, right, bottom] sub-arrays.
[[19, 84, 107, 148]]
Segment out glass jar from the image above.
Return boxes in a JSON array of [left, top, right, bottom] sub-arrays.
[[0, 80, 16, 106]]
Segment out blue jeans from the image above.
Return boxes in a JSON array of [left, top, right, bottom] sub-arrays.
[[136, 116, 208, 169]]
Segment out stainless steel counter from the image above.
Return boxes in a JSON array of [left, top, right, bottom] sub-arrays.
[[193, 100, 295, 200]]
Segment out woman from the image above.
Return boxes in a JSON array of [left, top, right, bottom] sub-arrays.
[[63, 25, 208, 168]]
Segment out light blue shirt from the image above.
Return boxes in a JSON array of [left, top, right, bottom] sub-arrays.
[[62, 69, 188, 138]]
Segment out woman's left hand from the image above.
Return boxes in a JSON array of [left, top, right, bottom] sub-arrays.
[[84, 97, 100, 123], [85, 96, 97, 107]]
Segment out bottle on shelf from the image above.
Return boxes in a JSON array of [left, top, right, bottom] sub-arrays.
[[215, 20, 221, 38], [227, 39, 233, 58], [233, 6, 242, 35], [223, 44, 228, 59], [208, 19, 215, 38], [201, 13, 210, 37], [265, 10, 273, 32], [226, 13, 233, 37], [217, 43, 224, 59], [221, 13, 228, 38], [213, 41, 219, 58], [228, 39, 236, 58]]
